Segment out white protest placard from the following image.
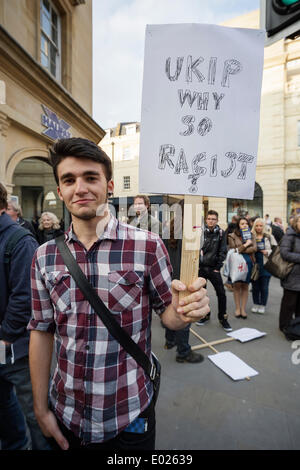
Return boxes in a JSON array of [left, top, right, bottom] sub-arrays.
[[208, 351, 259, 381], [139, 24, 265, 199], [227, 328, 266, 343]]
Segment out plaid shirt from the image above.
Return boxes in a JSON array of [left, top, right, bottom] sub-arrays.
[[28, 215, 172, 444]]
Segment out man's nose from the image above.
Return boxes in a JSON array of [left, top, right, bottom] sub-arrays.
[[74, 178, 88, 194]]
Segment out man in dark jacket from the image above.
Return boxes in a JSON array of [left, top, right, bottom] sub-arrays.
[[271, 217, 284, 244], [197, 210, 232, 332], [0, 183, 49, 450]]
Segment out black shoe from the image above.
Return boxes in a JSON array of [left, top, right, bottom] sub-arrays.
[[220, 319, 233, 332], [176, 351, 204, 363], [195, 314, 210, 326], [164, 341, 176, 350]]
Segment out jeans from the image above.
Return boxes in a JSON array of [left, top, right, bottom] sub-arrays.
[[165, 325, 191, 358], [199, 267, 227, 320], [0, 356, 51, 450], [251, 276, 271, 306], [279, 289, 300, 331]]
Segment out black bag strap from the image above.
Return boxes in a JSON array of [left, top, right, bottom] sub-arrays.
[[55, 235, 157, 382]]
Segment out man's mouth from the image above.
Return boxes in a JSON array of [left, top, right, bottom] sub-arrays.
[[73, 199, 94, 205]]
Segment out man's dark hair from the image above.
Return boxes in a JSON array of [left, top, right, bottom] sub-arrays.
[[134, 195, 150, 209], [207, 209, 218, 218], [0, 183, 8, 210], [49, 137, 113, 184]]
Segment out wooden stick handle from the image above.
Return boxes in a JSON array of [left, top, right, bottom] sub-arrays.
[[191, 337, 236, 351], [190, 328, 219, 354], [179, 195, 203, 301]]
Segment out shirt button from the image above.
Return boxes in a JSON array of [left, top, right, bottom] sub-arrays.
[[85, 345, 90, 350]]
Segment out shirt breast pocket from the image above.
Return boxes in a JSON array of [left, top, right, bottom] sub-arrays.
[[108, 270, 144, 313], [45, 271, 71, 313]]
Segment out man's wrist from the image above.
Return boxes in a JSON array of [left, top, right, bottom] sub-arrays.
[[34, 402, 50, 419]]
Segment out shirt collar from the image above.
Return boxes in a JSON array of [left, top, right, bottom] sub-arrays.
[[65, 213, 118, 244]]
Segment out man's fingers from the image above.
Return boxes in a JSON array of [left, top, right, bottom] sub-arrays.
[[178, 287, 208, 308], [171, 279, 186, 293], [187, 277, 207, 292], [185, 302, 210, 319], [38, 410, 69, 450], [177, 290, 209, 314], [54, 430, 69, 451]]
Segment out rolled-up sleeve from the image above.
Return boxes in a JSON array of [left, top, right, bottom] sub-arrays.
[[148, 238, 173, 315], [27, 250, 55, 334]]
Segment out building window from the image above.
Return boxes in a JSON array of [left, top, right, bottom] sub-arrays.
[[287, 179, 300, 218], [123, 176, 131, 190], [122, 146, 131, 160], [227, 182, 263, 223], [126, 124, 136, 135], [40, 0, 61, 80]]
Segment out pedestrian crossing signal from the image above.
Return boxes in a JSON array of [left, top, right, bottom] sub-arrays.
[[265, 0, 300, 37]]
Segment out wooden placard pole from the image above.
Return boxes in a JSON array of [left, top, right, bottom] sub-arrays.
[[179, 195, 203, 300]]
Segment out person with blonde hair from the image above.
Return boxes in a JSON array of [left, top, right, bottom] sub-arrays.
[[251, 218, 277, 314], [36, 211, 63, 245]]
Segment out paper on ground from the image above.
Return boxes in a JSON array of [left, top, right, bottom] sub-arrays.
[[208, 351, 259, 381], [227, 328, 266, 343]]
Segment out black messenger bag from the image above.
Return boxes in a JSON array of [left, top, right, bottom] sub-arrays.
[[55, 235, 161, 405]]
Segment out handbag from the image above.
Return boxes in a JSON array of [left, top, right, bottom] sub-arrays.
[[264, 242, 294, 280], [55, 235, 161, 405], [251, 262, 260, 281], [228, 249, 248, 283]]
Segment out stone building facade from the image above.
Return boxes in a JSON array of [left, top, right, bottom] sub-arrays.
[[0, 0, 104, 222]]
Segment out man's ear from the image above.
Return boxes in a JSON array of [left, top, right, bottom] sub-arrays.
[[57, 186, 63, 202], [108, 179, 114, 195]]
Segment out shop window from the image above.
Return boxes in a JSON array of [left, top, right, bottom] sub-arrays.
[[123, 176, 131, 190], [227, 182, 263, 223], [40, 0, 61, 80], [287, 179, 300, 217]]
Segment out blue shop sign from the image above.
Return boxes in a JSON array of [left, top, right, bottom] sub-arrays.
[[41, 105, 71, 140]]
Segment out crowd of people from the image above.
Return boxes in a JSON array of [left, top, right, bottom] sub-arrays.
[[0, 136, 300, 451]]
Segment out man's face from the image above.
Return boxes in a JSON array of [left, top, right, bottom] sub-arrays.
[[134, 197, 147, 216], [6, 202, 18, 221], [206, 213, 218, 230], [57, 157, 114, 221]]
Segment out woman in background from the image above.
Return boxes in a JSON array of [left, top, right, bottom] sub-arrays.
[[228, 217, 257, 319], [36, 211, 63, 245], [251, 218, 277, 314]]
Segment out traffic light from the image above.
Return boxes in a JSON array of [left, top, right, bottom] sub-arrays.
[[265, 0, 300, 37]]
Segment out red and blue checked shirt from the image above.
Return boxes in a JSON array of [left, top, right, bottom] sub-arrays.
[[28, 214, 172, 444]]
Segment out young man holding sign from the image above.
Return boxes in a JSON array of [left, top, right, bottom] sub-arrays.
[[28, 137, 210, 451]]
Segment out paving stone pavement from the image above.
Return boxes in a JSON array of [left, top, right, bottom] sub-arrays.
[[152, 276, 300, 450]]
